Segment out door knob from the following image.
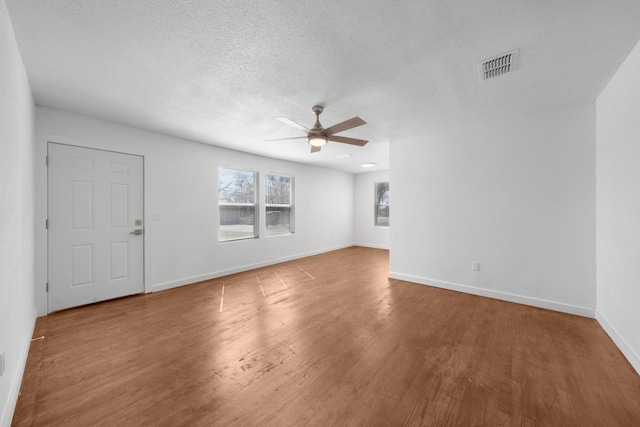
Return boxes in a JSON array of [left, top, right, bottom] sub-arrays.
[[130, 229, 143, 235]]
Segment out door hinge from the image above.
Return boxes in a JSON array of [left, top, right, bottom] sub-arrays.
[[46, 155, 49, 166], [46, 219, 49, 229], [46, 282, 49, 292]]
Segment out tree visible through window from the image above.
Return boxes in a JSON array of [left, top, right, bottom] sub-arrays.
[[266, 174, 294, 236], [375, 182, 389, 227], [219, 168, 258, 241]]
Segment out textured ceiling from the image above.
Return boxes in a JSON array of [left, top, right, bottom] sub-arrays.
[[5, 0, 640, 173]]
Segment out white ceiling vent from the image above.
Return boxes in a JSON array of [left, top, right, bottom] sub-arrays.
[[479, 49, 518, 81]]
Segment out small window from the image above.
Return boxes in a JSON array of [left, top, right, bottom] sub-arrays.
[[219, 168, 258, 241], [265, 174, 294, 236], [375, 182, 389, 227]]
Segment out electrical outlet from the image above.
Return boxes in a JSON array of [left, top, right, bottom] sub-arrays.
[[472, 262, 480, 271], [151, 212, 162, 220], [0, 351, 5, 376]]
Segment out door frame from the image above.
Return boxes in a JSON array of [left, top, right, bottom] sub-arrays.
[[41, 139, 149, 314]]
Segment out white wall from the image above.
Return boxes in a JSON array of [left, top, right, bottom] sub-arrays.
[[0, 2, 36, 426], [34, 107, 355, 315], [354, 170, 389, 249], [390, 102, 596, 317], [596, 39, 640, 374]]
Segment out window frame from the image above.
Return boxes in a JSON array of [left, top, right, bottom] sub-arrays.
[[265, 173, 295, 237], [374, 181, 389, 227], [218, 167, 259, 242]]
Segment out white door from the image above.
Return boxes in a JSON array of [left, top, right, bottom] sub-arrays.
[[48, 143, 144, 312]]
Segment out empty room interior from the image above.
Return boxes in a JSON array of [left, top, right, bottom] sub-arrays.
[[2, 1, 640, 425]]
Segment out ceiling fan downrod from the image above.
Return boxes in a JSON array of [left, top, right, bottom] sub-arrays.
[[311, 105, 324, 131]]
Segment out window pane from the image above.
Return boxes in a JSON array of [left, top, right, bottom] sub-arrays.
[[376, 182, 389, 206], [266, 175, 291, 205], [375, 205, 389, 226], [266, 206, 291, 236], [219, 206, 256, 240], [219, 168, 255, 204]]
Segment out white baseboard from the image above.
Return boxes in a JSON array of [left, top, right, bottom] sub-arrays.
[[389, 272, 596, 318], [353, 242, 390, 250], [1, 313, 36, 427], [151, 244, 353, 292], [596, 311, 640, 375]]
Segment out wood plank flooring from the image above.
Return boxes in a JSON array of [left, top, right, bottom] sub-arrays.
[[12, 247, 640, 426]]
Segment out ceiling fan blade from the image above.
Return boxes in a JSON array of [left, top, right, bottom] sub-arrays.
[[265, 136, 308, 141], [311, 145, 321, 153], [275, 117, 310, 133], [328, 135, 368, 146], [322, 116, 366, 136]]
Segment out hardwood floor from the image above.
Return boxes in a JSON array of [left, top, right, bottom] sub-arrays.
[[12, 247, 640, 426]]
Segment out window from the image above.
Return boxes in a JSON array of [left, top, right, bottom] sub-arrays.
[[218, 168, 258, 241], [375, 182, 389, 227], [265, 173, 294, 236]]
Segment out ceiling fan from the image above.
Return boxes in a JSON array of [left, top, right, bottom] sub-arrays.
[[270, 105, 368, 153]]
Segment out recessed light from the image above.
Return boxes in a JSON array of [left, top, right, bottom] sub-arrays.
[[360, 162, 376, 168], [337, 154, 353, 159]]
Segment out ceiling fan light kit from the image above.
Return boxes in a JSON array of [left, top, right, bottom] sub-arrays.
[[272, 105, 368, 153], [308, 134, 328, 147]]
